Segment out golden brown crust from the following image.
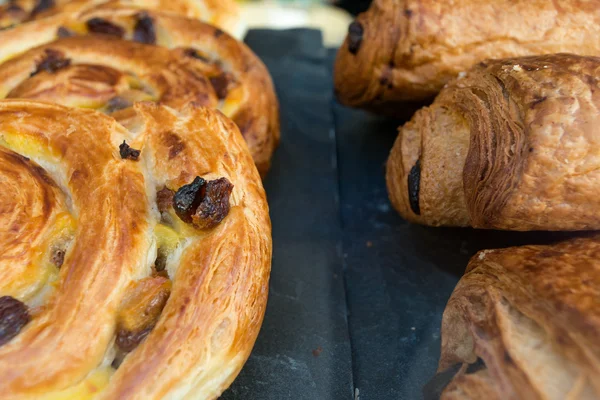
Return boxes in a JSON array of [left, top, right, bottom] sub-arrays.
[[439, 236, 600, 399], [0, 10, 280, 176], [0, 99, 271, 399], [0, 0, 241, 36], [334, 0, 600, 113], [387, 53, 600, 231]]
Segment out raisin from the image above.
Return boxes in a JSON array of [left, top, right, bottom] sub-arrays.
[[106, 96, 132, 113], [173, 177, 233, 229], [31, 0, 54, 17], [56, 26, 75, 38], [173, 176, 206, 223], [156, 187, 175, 213], [154, 248, 167, 272], [119, 141, 141, 161], [214, 28, 224, 38], [209, 73, 235, 100], [347, 21, 364, 55], [51, 249, 65, 268], [86, 18, 125, 38], [183, 48, 210, 63], [408, 159, 421, 215], [115, 327, 152, 353], [31, 49, 71, 77], [191, 177, 233, 229], [133, 12, 156, 45], [0, 296, 29, 346]]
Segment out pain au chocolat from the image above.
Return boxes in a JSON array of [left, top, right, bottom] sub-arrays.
[[436, 236, 600, 399], [0, 5, 279, 175], [0, 0, 241, 37], [387, 53, 600, 231], [334, 0, 600, 114], [0, 99, 271, 399]]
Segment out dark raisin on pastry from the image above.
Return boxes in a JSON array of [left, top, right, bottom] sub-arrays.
[[156, 187, 175, 213], [133, 12, 156, 45], [154, 248, 168, 272], [173, 176, 206, 223], [51, 248, 65, 268], [31, 49, 71, 77], [86, 18, 125, 38], [115, 277, 171, 353], [192, 178, 233, 229], [174, 176, 233, 229], [183, 48, 211, 63], [119, 141, 141, 161], [56, 26, 76, 38], [347, 21, 364, 55], [31, 0, 54, 17], [106, 96, 133, 113], [209, 72, 235, 100], [0, 296, 30, 346], [408, 159, 421, 215]]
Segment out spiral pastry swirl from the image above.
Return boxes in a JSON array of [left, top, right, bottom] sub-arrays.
[[0, 6, 278, 175], [0, 99, 271, 399], [0, 0, 241, 36]]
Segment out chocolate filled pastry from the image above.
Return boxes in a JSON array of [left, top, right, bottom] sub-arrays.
[[334, 0, 600, 114], [0, 11, 279, 175], [0, 0, 241, 36], [0, 99, 271, 398], [436, 236, 600, 399], [387, 53, 600, 231]]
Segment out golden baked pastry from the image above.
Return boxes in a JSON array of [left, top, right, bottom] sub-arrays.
[[0, 0, 241, 36], [387, 53, 600, 231], [0, 11, 279, 175], [334, 0, 600, 114], [437, 236, 600, 399], [0, 99, 271, 398]]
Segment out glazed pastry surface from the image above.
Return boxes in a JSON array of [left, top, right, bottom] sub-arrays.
[[0, 99, 271, 399], [0, 0, 241, 36], [334, 0, 600, 114], [0, 11, 279, 175], [387, 53, 600, 231], [439, 236, 600, 399]]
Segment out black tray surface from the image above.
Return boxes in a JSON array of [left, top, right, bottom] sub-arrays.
[[223, 29, 573, 400]]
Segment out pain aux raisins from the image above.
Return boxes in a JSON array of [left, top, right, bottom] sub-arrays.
[[173, 176, 234, 229]]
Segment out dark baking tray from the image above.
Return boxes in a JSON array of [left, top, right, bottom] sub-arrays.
[[222, 29, 571, 400]]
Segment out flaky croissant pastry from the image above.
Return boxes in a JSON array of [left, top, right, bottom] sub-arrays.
[[334, 0, 600, 114], [437, 236, 600, 399], [0, 9, 279, 175], [387, 53, 600, 231], [0, 0, 241, 36], [0, 99, 271, 399]]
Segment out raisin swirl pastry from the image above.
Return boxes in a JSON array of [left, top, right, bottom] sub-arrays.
[[0, 99, 271, 399], [334, 0, 600, 114], [387, 53, 600, 231], [0, 0, 241, 36], [436, 236, 600, 399], [0, 15, 279, 175]]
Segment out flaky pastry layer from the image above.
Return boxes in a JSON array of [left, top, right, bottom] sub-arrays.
[[439, 236, 600, 399], [387, 53, 600, 230], [334, 0, 600, 114]]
